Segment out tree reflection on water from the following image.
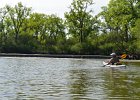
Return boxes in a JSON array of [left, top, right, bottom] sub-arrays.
[[103, 67, 140, 99], [69, 69, 90, 100]]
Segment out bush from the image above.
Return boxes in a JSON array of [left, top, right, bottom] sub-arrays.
[[71, 43, 83, 54]]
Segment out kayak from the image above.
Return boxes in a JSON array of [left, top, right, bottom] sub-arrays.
[[103, 61, 126, 68]]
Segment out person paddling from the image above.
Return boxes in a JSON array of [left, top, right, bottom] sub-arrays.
[[107, 53, 120, 65]]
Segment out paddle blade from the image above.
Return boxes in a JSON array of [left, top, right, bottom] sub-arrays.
[[121, 54, 127, 59]]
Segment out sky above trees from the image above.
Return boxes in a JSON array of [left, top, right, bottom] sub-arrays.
[[0, 0, 110, 18]]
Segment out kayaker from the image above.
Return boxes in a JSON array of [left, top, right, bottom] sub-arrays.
[[107, 53, 120, 65]]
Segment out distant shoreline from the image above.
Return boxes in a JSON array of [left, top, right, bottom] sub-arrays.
[[121, 59, 140, 63], [0, 53, 140, 63], [0, 53, 110, 59]]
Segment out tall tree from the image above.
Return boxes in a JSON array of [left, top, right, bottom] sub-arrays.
[[65, 0, 94, 43], [45, 14, 65, 41], [99, 0, 139, 53], [6, 2, 31, 43], [28, 13, 66, 53], [0, 7, 8, 45], [43, 14, 66, 53]]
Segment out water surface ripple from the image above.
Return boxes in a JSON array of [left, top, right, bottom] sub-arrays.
[[0, 57, 140, 100]]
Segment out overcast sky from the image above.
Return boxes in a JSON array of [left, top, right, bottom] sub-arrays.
[[0, 0, 110, 18]]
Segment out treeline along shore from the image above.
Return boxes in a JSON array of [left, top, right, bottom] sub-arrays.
[[0, 0, 140, 57]]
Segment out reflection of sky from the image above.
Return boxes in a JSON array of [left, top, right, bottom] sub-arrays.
[[0, 0, 110, 18]]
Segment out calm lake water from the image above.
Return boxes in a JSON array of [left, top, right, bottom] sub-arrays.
[[0, 57, 140, 100]]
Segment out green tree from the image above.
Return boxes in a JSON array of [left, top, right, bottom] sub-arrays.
[[45, 15, 66, 53], [65, 0, 94, 43], [28, 13, 66, 53], [131, 19, 140, 54], [6, 2, 31, 43], [28, 12, 47, 50], [65, 0, 102, 54], [0, 7, 8, 46], [0, 7, 15, 52], [99, 0, 139, 54]]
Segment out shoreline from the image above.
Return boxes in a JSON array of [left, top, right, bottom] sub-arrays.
[[121, 59, 140, 63], [0, 53, 140, 63], [0, 53, 110, 59]]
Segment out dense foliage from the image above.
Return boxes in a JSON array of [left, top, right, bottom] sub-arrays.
[[0, 0, 140, 56]]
